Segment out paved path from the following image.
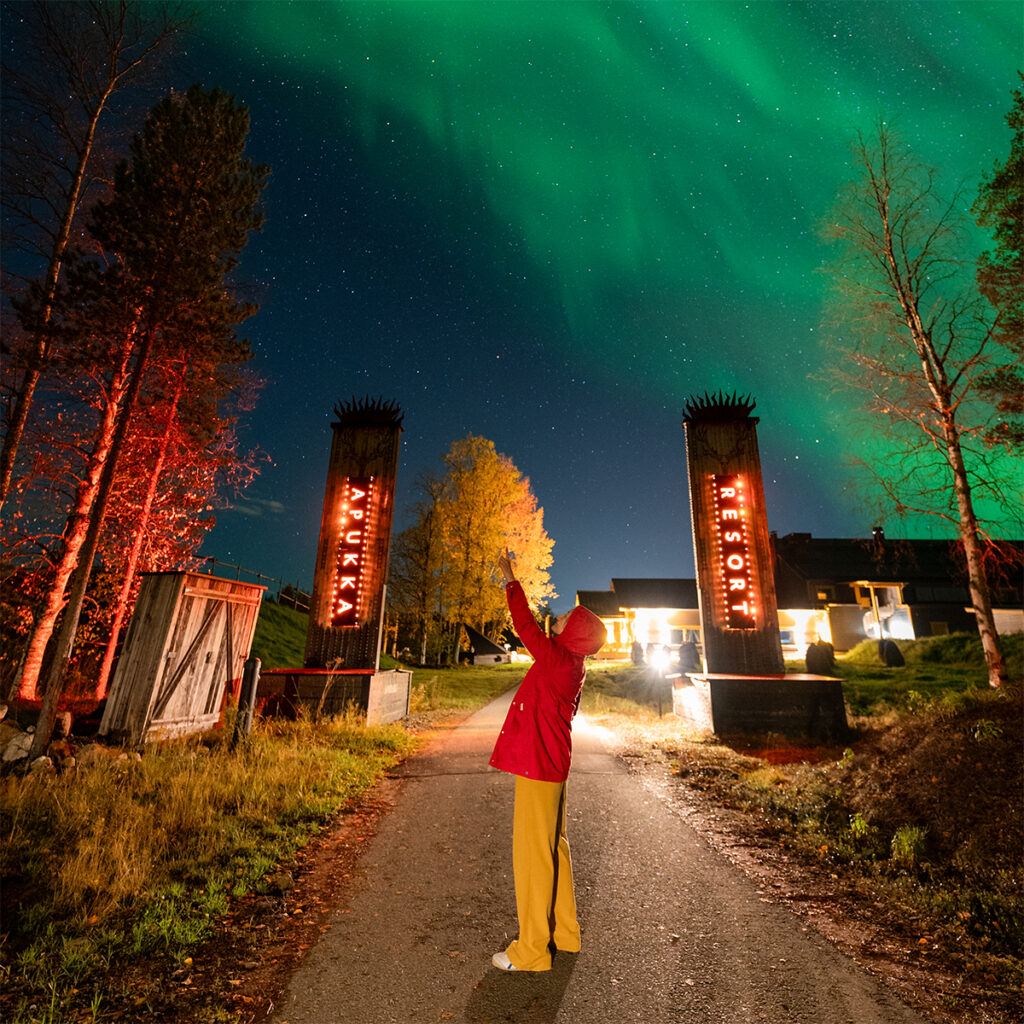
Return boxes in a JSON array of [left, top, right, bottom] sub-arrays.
[[271, 693, 929, 1024]]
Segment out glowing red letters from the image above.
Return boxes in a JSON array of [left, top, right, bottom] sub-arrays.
[[331, 477, 374, 627], [712, 475, 756, 629]]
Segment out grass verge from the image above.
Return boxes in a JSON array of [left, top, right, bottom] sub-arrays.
[[405, 662, 523, 716], [0, 712, 415, 1024]]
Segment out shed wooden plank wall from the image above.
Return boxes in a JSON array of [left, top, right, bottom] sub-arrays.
[[100, 572, 263, 745]]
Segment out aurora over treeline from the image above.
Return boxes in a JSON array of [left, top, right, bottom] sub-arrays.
[[171, 0, 1019, 603]]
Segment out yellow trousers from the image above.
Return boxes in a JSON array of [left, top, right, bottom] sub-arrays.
[[504, 775, 581, 971]]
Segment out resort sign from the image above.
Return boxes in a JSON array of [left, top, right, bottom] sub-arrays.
[[712, 473, 756, 630], [682, 392, 783, 675]]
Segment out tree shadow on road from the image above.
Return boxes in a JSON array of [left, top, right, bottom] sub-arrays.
[[464, 952, 577, 1023]]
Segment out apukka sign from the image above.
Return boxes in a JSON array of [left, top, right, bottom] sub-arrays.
[[712, 473, 756, 629], [330, 476, 374, 627]]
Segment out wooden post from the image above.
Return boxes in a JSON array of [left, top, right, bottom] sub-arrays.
[[683, 392, 785, 676], [305, 398, 403, 670], [231, 656, 261, 749]]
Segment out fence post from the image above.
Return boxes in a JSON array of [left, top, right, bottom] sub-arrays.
[[231, 657, 261, 750]]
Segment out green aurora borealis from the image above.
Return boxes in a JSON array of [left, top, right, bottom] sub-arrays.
[[182, 1, 1021, 598]]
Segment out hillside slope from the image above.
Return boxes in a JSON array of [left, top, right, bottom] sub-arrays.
[[250, 600, 308, 670]]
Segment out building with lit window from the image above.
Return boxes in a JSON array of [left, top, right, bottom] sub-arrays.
[[575, 532, 1023, 660], [575, 579, 700, 660]]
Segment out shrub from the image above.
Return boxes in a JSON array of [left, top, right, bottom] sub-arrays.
[[890, 825, 928, 870]]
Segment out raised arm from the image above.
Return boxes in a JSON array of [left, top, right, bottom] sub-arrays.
[[499, 551, 553, 661]]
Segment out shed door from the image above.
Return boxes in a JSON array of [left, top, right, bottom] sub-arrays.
[[146, 586, 258, 731]]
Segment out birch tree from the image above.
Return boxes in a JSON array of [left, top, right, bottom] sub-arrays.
[[389, 435, 555, 662], [439, 435, 555, 637], [821, 123, 1021, 687], [0, 0, 187, 508]]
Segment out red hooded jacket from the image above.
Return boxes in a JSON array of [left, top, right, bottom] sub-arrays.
[[489, 581, 607, 782]]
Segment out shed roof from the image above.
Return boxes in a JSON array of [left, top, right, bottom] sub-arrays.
[[463, 624, 506, 656]]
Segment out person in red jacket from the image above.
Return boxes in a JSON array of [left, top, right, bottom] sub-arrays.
[[489, 550, 607, 972]]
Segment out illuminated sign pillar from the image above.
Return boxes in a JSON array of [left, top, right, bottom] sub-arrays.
[[683, 392, 784, 676], [305, 398, 403, 670]]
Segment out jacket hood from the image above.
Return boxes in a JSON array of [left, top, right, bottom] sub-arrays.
[[554, 606, 607, 656]]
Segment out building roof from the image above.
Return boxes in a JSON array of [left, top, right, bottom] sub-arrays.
[[773, 533, 964, 584], [773, 533, 1024, 608], [575, 536, 1024, 615], [575, 590, 627, 617], [611, 578, 699, 609]]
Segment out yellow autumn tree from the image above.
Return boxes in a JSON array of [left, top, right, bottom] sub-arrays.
[[389, 435, 555, 661], [440, 435, 555, 636]]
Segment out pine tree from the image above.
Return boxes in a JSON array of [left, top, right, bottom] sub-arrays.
[[21, 85, 267, 754], [973, 75, 1024, 450]]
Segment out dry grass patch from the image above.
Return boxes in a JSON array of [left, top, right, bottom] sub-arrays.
[[0, 712, 416, 1023]]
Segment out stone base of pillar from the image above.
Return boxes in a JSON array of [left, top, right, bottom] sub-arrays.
[[672, 672, 848, 743], [257, 668, 411, 724]]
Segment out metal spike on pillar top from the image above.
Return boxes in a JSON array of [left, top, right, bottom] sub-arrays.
[[305, 397, 403, 670], [682, 391, 785, 676]]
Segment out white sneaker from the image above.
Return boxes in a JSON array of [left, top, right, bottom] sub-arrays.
[[491, 951, 518, 971]]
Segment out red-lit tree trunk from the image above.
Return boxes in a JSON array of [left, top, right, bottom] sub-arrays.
[[29, 325, 155, 757], [94, 362, 185, 699], [26, 84, 267, 755], [13, 340, 135, 700]]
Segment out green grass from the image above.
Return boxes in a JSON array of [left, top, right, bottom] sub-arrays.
[[403, 659, 670, 719], [405, 663, 522, 713], [397, 632, 1023, 725], [0, 713, 416, 1024], [813, 632, 1023, 716], [249, 599, 309, 670]]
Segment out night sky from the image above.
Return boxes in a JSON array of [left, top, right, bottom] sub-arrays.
[[164, 1, 1019, 610]]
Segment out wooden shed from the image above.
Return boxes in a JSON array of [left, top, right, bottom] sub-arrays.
[[99, 571, 264, 745]]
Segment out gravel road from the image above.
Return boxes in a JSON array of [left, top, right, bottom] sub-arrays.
[[270, 691, 930, 1024]]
